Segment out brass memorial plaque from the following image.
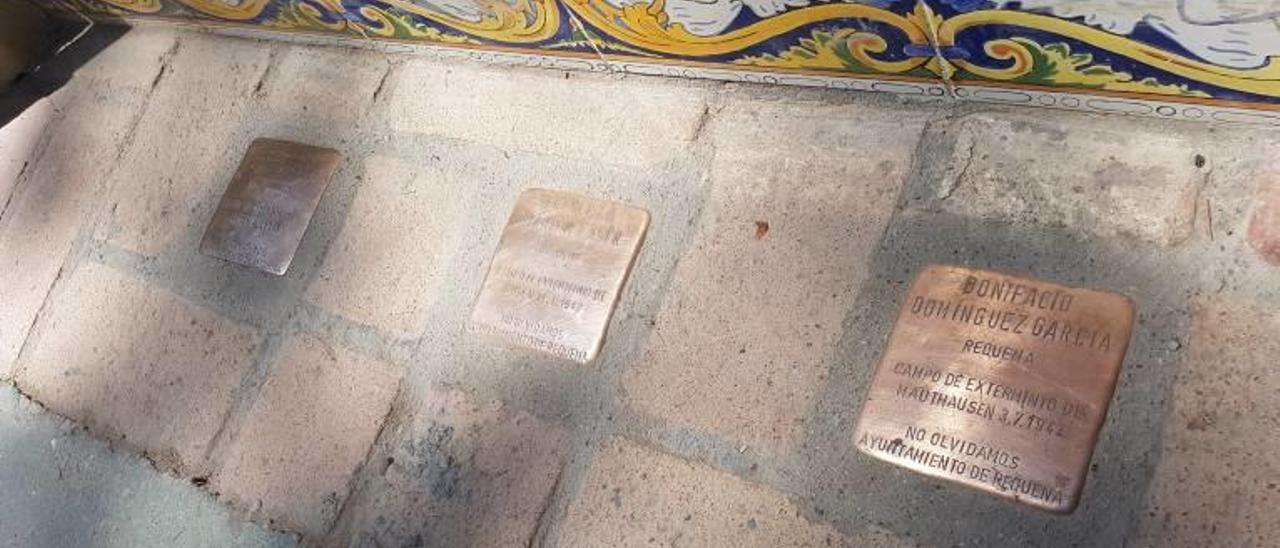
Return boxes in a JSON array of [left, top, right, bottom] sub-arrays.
[[470, 189, 649, 363], [855, 264, 1134, 513], [200, 138, 340, 275]]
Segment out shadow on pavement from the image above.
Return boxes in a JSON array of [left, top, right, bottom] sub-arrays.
[[1, 15, 128, 129]]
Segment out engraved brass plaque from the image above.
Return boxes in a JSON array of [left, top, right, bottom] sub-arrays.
[[470, 189, 649, 363], [854, 264, 1135, 513], [200, 138, 340, 275]]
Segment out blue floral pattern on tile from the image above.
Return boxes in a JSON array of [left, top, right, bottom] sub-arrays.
[[35, 0, 1280, 108]]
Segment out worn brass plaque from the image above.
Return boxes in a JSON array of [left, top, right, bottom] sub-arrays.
[[855, 264, 1134, 513], [470, 189, 649, 363], [200, 138, 340, 275]]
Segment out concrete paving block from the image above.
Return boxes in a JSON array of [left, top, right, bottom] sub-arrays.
[[556, 437, 854, 547], [98, 35, 273, 258], [622, 99, 925, 454], [306, 156, 456, 337], [213, 333, 401, 538], [256, 44, 389, 134], [386, 60, 709, 167], [925, 112, 1207, 246], [73, 26, 179, 91], [14, 262, 260, 474], [1131, 298, 1280, 548], [1246, 169, 1280, 265], [0, 382, 296, 548], [343, 386, 567, 548], [0, 89, 154, 377]]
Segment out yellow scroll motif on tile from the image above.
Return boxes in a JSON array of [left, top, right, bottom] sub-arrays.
[[263, 1, 478, 43], [376, 0, 560, 43], [175, 0, 271, 19], [265, 1, 344, 31], [97, 0, 162, 13], [563, 0, 929, 70], [350, 5, 479, 42], [936, 10, 1280, 97]]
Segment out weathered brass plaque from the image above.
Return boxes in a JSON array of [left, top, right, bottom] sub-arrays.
[[199, 138, 340, 275], [855, 264, 1134, 513], [470, 189, 649, 363]]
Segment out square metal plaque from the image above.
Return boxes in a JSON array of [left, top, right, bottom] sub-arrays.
[[854, 264, 1135, 513], [199, 138, 340, 275], [470, 189, 649, 363]]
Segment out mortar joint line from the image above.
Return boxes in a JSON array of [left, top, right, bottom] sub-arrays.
[[6, 39, 174, 382], [324, 372, 412, 541]]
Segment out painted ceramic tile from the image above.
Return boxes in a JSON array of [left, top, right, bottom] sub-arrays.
[[35, 0, 1280, 111], [929, 1, 1280, 106]]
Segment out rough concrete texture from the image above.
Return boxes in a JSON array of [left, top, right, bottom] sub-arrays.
[[0, 382, 295, 548], [622, 98, 926, 456], [386, 61, 710, 167], [0, 97, 50, 207], [922, 112, 1209, 246], [1, 24, 1278, 547], [213, 334, 401, 537], [96, 36, 269, 258], [0, 38, 169, 375], [14, 261, 260, 474], [1130, 298, 1279, 548], [554, 437, 916, 548], [306, 156, 460, 337], [337, 387, 568, 547]]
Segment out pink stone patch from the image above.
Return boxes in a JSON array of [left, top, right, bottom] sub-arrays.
[[1247, 171, 1280, 266]]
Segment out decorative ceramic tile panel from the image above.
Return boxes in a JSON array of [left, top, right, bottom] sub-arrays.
[[37, 0, 1280, 119]]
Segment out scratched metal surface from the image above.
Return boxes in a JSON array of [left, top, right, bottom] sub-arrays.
[[200, 138, 340, 275]]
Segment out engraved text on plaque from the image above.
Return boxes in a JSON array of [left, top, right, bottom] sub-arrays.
[[200, 138, 340, 275], [854, 264, 1135, 513], [470, 189, 649, 363]]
